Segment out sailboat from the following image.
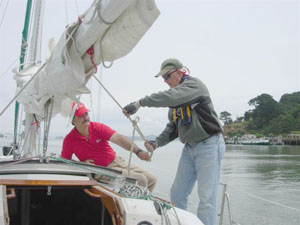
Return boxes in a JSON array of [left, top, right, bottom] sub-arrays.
[[0, 0, 204, 224]]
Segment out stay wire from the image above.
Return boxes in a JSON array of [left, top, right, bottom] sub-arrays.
[[226, 183, 300, 213], [0, 0, 9, 28], [64, 0, 69, 25], [0, 62, 46, 117], [92, 74, 154, 160], [74, 0, 79, 16], [0, 55, 20, 79], [127, 123, 136, 176], [0, 0, 5, 7]]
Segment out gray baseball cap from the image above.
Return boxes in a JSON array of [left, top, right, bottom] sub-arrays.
[[155, 58, 183, 77]]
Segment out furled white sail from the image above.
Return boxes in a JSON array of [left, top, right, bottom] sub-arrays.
[[14, 0, 160, 117]]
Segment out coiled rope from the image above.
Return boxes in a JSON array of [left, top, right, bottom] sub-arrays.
[[119, 183, 182, 225]]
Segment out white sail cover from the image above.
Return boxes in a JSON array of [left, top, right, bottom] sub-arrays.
[[14, 0, 160, 117]]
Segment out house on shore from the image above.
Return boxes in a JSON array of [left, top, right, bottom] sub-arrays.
[[283, 134, 300, 145]]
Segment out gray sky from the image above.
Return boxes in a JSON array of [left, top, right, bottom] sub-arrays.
[[0, 0, 299, 137]]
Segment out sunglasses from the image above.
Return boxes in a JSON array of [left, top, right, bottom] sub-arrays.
[[162, 69, 177, 81]]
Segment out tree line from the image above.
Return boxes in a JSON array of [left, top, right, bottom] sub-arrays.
[[219, 91, 300, 137]]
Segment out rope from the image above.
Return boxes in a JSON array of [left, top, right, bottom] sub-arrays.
[[86, 46, 98, 73], [96, 18, 114, 69], [92, 74, 154, 160], [94, 0, 117, 25], [18, 119, 34, 158], [0, 0, 9, 28], [96, 67, 103, 122], [0, 55, 20, 79], [60, 21, 80, 63], [64, 0, 69, 25], [42, 98, 54, 159], [226, 184, 300, 213], [74, 0, 79, 16], [0, 0, 5, 7], [127, 119, 138, 176], [95, 0, 117, 69], [119, 183, 182, 225], [0, 62, 46, 117]]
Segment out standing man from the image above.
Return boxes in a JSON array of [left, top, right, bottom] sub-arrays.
[[123, 58, 225, 225], [61, 102, 156, 191]]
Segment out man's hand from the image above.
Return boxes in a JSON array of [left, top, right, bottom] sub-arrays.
[[123, 101, 140, 117], [144, 140, 158, 152], [136, 149, 150, 161], [83, 159, 95, 165]]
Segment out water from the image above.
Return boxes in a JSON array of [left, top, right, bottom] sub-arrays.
[[220, 145, 300, 225], [1, 138, 300, 225]]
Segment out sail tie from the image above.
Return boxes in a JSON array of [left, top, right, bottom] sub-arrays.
[[77, 15, 82, 24], [86, 45, 98, 73]]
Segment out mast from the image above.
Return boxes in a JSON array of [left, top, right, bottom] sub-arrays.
[[22, 0, 45, 157], [13, 0, 45, 158], [13, 0, 33, 158]]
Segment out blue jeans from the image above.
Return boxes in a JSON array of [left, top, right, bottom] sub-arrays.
[[170, 133, 225, 225]]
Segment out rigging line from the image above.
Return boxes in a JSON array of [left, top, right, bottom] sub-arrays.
[[94, 0, 116, 69], [88, 80, 96, 121], [89, 71, 101, 122], [0, 0, 5, 8], [92, 74, 147, 142], [18, 119, 34, 158], [95, 0, 116, 25], [74, 0, 79, 16], [17, 104, 24, 150], [226, 184, 300, 213], [65, 0, 69, 25], [42, 98, 54, 158], [96, 67, 103, 122], [0, 55, 19, 79], [0, 0, 9, 28], [127, 120, 137, 176], [92, 74, 154, 160], [0, 62, 46, 117]]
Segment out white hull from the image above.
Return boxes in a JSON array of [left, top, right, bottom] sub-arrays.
[[0, 158, 203, 225]]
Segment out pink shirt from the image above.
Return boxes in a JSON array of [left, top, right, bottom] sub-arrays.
[[61, 122, 116, 166]]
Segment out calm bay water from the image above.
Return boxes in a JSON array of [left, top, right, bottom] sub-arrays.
[[1, 138, 300, 225]]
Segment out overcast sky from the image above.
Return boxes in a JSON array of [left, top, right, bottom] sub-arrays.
[[0, 0, 299, 137]]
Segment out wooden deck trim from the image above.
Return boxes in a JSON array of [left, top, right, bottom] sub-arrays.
[[0, 179, 98, 186]]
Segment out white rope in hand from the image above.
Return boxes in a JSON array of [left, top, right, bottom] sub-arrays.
[[127, 117, 138, 176], [92, 74, 154, 160]]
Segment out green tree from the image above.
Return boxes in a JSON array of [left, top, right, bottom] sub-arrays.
[[244, 110, 253, 121], [247, 94, 281, 130], [280, 92, 300, 105], [220, 111, 233, 125]]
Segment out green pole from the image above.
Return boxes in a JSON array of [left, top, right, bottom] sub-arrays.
[[13, 0, 33, 149]]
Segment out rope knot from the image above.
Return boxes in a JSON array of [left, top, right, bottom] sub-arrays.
[[132, 116, 140, 126], [86, 46, 97, 73], [78, 16, 82, 24]]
